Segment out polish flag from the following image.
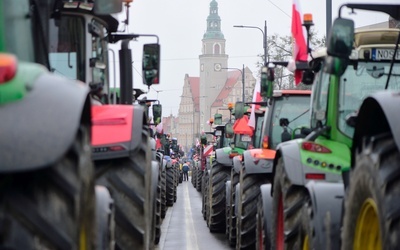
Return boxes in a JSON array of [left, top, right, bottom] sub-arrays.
[[248, 80, 262, 129], [292, 0, 308, 85]]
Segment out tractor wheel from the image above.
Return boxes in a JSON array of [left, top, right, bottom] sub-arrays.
[[95, 126, 152, 250], [228, 170, 239, 246], [299, 195, 313, 250], [0, 125, 95, 250], [166, 166, 175, 207], [202, 171, 209, 220], [237, 172, 268, 249], [196, 168, 203, 192], [208, 163, 230, 233], [256, 194, 265, 250], [154, 170, 162, 244], [160, 167, 167, 219], [192, 168, 197, 188], [342, 134, 400, 250], [173, 166, 178, 203], [271, 158, 306, 250]]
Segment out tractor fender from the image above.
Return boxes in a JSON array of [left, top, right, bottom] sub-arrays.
[[0, 71, 91, 172], [259, 184, 273, 249], [150, 138, 157, 161], [232, 155, 242, 174], [95, 185, 115, 250], [215, 147, 233, 166], [352, 92, 400, 166], [272, 140, 342, 190], [304, 181, 344, 250], [92, 105, 146, 160], [243, 149, 274, 174]]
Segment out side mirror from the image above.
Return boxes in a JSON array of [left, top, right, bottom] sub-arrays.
[[152, 104, 162, 125], [214, 113, 222, 125], [143, 43, 160, 87], [200, 135, 207, 145], [327, 18, 354, 58], [225, 123, 234, 138], [301, 70, 315, 85], [260, 66, 274, 98], [234, 102, 244, 119], [94, 0, 122, 14], [279, 118, 289, 127]]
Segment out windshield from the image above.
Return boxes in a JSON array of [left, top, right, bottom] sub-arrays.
[[90, 19, 109, 94], [338, 61, 400, 137], [49, 15, 85, 81], [253, 114, 265, 148], [269, 95, 311, 149]]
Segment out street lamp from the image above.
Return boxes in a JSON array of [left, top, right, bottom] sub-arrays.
[[234, 20, 268, 66], [221, 65, 245, 102]]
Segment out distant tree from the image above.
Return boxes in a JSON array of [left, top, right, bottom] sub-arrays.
[[254, 30, 325, 90]]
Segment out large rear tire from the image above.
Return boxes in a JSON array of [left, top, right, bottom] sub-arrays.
[[272, 158, 306, 250], [208, 163, 230, 233], [0, 125, 95, 250], [202, 170, 209, 221], [236, 171, 268, 249], [95, 126, 152, 250], [166, 166, 175, 207], [342, 133, 400, 250], [196, 168, 203, 192], [160, 166, 167, 219], [228, 170, 239, 246]]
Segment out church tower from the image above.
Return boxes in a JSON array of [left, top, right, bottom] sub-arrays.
[[199, 0, 228, 132]]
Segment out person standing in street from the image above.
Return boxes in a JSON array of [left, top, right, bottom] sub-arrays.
[[182, 162, 190, 181]]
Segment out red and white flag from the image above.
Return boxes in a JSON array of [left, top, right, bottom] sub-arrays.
[[248, 80, 262, 129], [292, 0, 308, 85]]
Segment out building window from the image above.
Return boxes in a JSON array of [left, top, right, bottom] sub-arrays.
[[214, 43, 220, 55]]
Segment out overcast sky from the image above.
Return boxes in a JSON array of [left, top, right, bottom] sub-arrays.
[[114, 0, 397, 116]]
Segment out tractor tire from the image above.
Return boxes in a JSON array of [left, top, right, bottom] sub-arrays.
[[160, 168, 167, 219], [0, 125, 96, 250], [154, 170, 162, 244], [196, 168, 203, 192], [256, 194, 266, 250], [228, 170, 239, 246], [173, 166, 178, 203], [192, 168, 197, 188], [271, 158, 306, 250], [342, 134, 400, 250], [208, 163, 230, 233], [237, 172, 269, 249], [166, 167, 175, 207], [202, 171, 209, 221], [95, 126, 152, 250]]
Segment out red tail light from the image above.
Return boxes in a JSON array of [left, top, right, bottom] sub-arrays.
[[305, 173, 325, 180], [0, 54, 17, 84], [262, 136, 269, 149], [302, 142, 331, 153]]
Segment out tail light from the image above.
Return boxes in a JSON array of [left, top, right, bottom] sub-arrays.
[[262, 136, 269, 149], [302, 142, 331, 153], [305, 173, 325, 180], [0, 53, 17, 84]]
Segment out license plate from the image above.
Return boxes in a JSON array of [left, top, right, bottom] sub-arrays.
[[372, 48, 400, 61]]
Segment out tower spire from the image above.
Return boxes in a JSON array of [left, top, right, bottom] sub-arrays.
[[203, 0, 224, 39]]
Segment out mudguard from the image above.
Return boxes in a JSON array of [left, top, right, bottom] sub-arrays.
[[274, 139, 343, 187], [232, 155, 242, 174], [91, 104, 146, 160], [95, 185, 115, 250], [259, 184, 273, 249], [215, 147, 233, 166], [0, 66, 91, 172], [352, 92, 400, 166], [305, 181, 344, 250], [243, 148, 274, 174]]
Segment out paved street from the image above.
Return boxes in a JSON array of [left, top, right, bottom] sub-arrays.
[[156, 177, 232, 250]]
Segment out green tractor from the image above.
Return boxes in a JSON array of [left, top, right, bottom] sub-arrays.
[[0, 0, 101, 248], [269, 4, 400, 250], [205, 103, 253, 233]]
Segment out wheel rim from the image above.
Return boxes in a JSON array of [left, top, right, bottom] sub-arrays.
[[276, 194, 284, 250], [354, 198, 381, 250], [302, 235, 309, 250]]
